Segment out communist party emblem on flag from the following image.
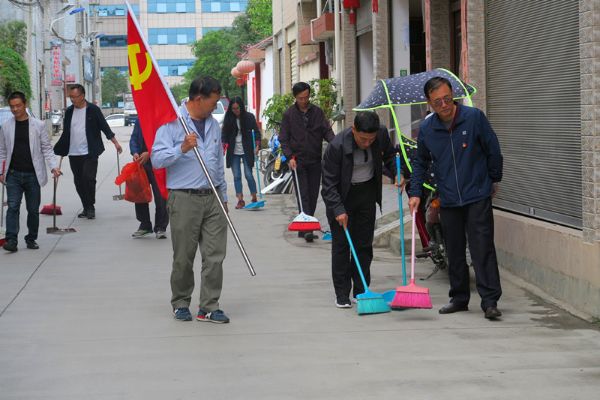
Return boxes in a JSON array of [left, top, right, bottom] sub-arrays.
[[126, 1, 179, 198]]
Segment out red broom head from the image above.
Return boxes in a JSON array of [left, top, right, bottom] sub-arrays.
[[40, 204, 62, 215], [288, 221, 321, 231], [390, 281, 432, 309]]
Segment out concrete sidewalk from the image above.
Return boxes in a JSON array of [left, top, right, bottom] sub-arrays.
[[1, 126, 599, 399]]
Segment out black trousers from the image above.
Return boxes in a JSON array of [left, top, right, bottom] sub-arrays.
[[440, 197, 502, 311], [69, 155, 98, 211], [292, 161, 321, 217], [328, 180, 376, 302], [134, 162, 169, 232]]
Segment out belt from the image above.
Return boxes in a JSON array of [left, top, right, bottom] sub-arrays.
[[170, 188, 213, 196]]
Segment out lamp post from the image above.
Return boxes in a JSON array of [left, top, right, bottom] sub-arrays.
[[62, 57, 71, 109], [50, 7, 85, 44]]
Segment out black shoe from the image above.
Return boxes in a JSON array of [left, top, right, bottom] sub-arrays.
[[439, 303, 469, 314], [86, 209, 95, 219], [26, 240, 39, 250], [484, 306, 502, 320], [297, 231, 306, 238], [304, 232, 318, 242], [3, 240, 18, 252], [77, 210, 88, 218]]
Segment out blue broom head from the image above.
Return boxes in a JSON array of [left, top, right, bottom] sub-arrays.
[[356, 290, 391, 315], [243, 200, 265, 210]]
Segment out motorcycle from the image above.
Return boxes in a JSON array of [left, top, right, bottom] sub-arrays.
[[50, 110, 62, 135], [262, 133, 292, 193], [404, 163, 448, 280]]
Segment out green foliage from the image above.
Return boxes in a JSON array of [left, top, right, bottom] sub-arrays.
[[186, 29, 241, 98], [169, 82, 189, 104], [0, 20, 27, 56], [101, 69, 129, 107], [246, 0, 272, 38], [308, 79, 338, 120], [0, 45, 31, 101], [184, 1, 272, 98], [262, 93, 294, 132]]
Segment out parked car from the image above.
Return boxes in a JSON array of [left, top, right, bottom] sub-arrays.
[[106, 113, 125, 128]]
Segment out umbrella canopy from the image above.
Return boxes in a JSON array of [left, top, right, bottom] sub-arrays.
[[354, 68, 476, 110]]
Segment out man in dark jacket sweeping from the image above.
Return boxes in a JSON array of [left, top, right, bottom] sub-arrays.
[[54, 84, 122, 219], [322, 111, 397, 308], [280, 82, 335, 242], [408, 76, 503, 320]]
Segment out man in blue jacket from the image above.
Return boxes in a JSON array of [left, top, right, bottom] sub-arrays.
[[129, 120, 168, 239], [408, 77, 503, 320]]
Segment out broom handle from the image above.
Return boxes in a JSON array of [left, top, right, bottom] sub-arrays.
[[344, 227, 370, 292], [292, 167, 304, 214], [252, 130, 262, 199], [116, 152, 123, 196], [178, 116, 256, 276], [411, 210, 417, 283], [396, 153, 407, 285]]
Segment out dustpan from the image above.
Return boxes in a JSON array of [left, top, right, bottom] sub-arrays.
[[46, 174, 76, 235], [287, 167, 321, 232]]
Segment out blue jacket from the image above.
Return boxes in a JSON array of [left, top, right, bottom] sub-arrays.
[[408, 104, 503, 207], [129, 120, 146, 155]]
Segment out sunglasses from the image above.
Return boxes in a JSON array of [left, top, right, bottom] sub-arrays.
[[431, 96, 454, 107]]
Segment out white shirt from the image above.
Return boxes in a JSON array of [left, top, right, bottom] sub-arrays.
[[233, 118, 244, 155], [68, 106, 88, 155]]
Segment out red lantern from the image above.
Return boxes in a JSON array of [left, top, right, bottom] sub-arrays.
[[236, 60, 255, 74], [231, 67, 243, 78], [373, 0, 378, 13], [342, 0, 360, 25]]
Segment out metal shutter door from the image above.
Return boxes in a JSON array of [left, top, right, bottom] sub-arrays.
[[485, 0, 581, 228]]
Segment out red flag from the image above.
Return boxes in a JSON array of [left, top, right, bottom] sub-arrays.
[[126, 2, 179, 199]]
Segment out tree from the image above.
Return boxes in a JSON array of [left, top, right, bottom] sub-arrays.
[[0, 45, 31, 101], [186, 29, 240, 98], [246, 0, 272, 38], [185, 1, 272, 98], [101, 68, 128, 107], [0, 20, 27, 56]]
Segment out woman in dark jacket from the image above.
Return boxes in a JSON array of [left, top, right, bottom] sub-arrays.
[[221, 97, 262, 209]]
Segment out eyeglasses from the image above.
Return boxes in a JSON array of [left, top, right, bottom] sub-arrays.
[[431, 96, 454, 107]]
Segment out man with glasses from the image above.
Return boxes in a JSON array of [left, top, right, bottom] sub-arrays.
[[54, 84, 122, 219], [279, 82, 335, 242], [407, 76, 504, 320]]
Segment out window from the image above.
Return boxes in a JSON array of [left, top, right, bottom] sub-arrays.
[[148, 0, 195, 13], [157, 59, 194, 76], [202, 1, 248, 13], [92, 4, 139, 17], [99, 35, 128, 47], [149, 28, 196, 45]]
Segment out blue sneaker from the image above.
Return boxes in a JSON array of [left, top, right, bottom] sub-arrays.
[[197, 309, 230, 324], [173, 307, 192, 321]]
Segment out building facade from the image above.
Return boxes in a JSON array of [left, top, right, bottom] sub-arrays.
[[95, 0, 247, 94]]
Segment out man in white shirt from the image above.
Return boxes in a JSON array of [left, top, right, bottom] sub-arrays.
[[54, 84, 122, 219]]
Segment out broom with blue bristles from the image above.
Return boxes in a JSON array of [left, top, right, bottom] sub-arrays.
[[344, 227, 390, 315]]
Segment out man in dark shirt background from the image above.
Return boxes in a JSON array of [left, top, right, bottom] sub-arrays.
[[279, 82, 334, 242], [0, 91, 60, 252]]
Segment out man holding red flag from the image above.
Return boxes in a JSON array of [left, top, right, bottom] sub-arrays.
[[151, 76, 230, 324]]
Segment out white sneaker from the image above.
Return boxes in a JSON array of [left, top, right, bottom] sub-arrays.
[[156, 231, 167, 239], [335, 301, 352, 309]]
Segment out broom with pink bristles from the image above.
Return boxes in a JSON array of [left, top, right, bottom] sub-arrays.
[[391, 209, 433, 309]]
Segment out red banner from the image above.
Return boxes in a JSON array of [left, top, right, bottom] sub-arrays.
[[127, 3, 178, 199]]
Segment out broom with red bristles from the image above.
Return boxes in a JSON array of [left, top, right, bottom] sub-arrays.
[[287, 167, 321, 232], [391, 209, 433, 309], [40, 157, 63, 215]]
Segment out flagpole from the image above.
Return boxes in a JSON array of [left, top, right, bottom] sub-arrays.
[[178, 116, 256, 276], [126, 1, 256, 276]]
